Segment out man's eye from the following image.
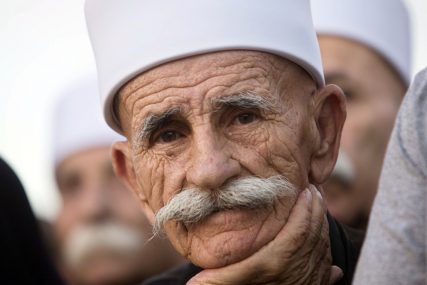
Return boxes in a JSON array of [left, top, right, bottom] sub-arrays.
[[342, 89, 354, 101], [59, 176, 81, 196], [157, 130, 183, 143], [233, 113, 259, 125]]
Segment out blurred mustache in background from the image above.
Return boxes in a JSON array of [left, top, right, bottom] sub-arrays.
[[63, 222, 144, 270]]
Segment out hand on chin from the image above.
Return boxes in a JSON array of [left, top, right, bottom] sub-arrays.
[[186, 186, 341, 285]]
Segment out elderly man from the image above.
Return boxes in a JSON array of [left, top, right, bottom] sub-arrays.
[[52, 77, 183, 285], [311, 0, 411, 229], [85, 1, 357, 284]]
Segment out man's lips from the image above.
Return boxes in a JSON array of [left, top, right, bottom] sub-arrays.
[[185, 208, 268, 235]]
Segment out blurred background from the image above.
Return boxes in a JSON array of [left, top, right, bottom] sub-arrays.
[[1, 0, 426, 221]]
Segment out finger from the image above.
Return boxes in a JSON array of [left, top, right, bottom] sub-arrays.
[[271, 187, 314, 256], [255, 187, 314, 276], [187, 270, 220, 285], [310, 184, 327, 211], [187, 262, 261, 285], [306, 185, 332, 284], [307, 184, 328, 247], [328, 266, 344, 284]]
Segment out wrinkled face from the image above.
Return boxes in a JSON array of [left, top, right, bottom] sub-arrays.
[[319, 36, 405, 227], [114, 51, 344, 269], [55, 147, 182, 285]]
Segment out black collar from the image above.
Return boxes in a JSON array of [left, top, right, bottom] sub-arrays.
[[327, 213, 358, 285]]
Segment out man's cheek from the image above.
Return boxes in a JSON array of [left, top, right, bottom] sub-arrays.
[[160, 161, 190, 205], [137, 154, 170, 211], [228, 124, 267, 146], [55, 213, 74, 246], [262, 133, 305, 184], [229, 141, 275, 177]]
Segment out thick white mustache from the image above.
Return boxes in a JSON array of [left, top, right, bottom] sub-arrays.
[[154, 175, 296, 235], [63, 222, 144, 270]]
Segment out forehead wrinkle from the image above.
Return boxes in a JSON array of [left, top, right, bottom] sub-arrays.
[[121, 53, 276, 104], [210, 91, 276, 112], [126, 74, 270, 137], [123, 64, 253, 104], [121, 52, 287, 135], [121, 53, 277, 98]]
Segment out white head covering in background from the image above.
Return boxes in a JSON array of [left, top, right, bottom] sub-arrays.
[[53, 75, 124, 166], [311, 0, 412, 84], [85, 0, 324, 133]]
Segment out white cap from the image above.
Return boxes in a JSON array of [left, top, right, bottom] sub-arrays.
[[85, 0, 325, 133], [52, 75, 124, 166], [312, 0, 411, 85]]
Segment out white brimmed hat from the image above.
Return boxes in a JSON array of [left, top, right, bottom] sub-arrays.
[[52, 75, 124, 166], [85, 0, 325, 133], [312, 0, 411, 85]]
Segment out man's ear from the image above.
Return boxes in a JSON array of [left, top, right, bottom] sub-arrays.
[[309, 84, 346, 184], [111, 141, 156, 225]]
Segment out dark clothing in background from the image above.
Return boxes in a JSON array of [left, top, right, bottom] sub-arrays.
[[143, 213, 360, 285], [0, 157, 65, 285]]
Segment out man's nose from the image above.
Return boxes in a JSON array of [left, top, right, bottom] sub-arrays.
[[187, 134, 240, 190], [80, 183, 113, 223]]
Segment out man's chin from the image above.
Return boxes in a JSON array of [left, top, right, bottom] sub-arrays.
[[169, 208, 285, 269], [188, 238, 258, 269], [75, 259, 139, 285]]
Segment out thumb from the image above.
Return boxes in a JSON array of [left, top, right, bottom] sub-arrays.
[[187, 269, 223, 285], [328, 266, 344, 284]]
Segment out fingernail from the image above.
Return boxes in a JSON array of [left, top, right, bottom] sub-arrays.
[[309, 184, 323, 200], [304, 188, 312, 203], [316, 189, 323, 199], [309, 184, 318, 192]]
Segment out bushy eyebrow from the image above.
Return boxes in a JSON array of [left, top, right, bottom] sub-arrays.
[[136, 107, 182, 142], [211, 91, 274, 112], [325, 72, 349, 84]]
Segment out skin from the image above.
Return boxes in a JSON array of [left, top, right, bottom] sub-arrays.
[[319, 36, 406, 229], [55, 146, 183, 285], [188, 186, 344, 285], [112, 51, 346, 283]]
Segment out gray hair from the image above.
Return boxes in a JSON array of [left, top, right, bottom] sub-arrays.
[[154, 175, 297, 236]]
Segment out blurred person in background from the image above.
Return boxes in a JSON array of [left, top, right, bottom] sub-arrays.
[[311, 0, 412, 230], [353, 67, 427, 285], [51, 76, 183, 285], [0, 157, 65, 285]]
